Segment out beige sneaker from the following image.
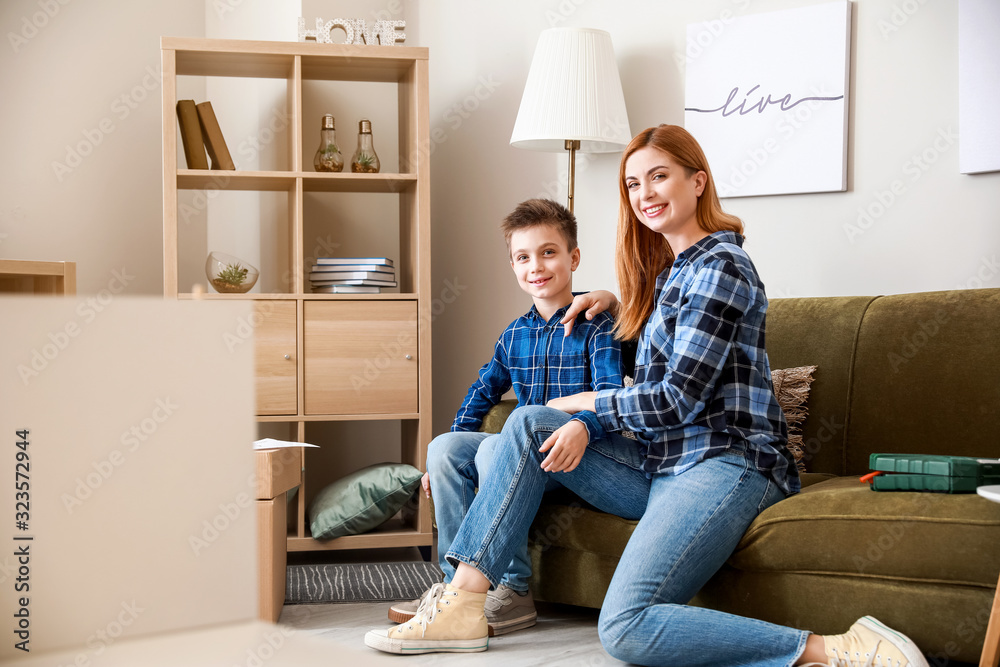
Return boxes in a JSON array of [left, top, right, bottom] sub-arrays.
[[366, 583, 489, 655], [388, 584, 534, 636], [821, 616, 929, 667]]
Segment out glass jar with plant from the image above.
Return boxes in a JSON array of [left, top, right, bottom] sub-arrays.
[[351, 119, 381, 173], [313, 114, 344, 172]]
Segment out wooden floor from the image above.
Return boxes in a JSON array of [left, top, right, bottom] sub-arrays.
[[279, 600, 627, 666], [280, 547, 624, 665]]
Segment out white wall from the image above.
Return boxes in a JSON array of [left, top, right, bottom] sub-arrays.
[[416, 0, 1000, 433], [0, 0, 205, 295], [2, 1, 997, 438]]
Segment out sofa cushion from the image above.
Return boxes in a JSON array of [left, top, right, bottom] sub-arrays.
[[766, 296, 875, 475], [730, 476, 1000, 587], [845, 288, 1000, 474]]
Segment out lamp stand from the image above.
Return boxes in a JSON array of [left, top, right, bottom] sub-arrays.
[[565, 139, 581, 213]]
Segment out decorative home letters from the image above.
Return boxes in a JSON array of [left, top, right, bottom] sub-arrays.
[[298, 18, 406, 46]]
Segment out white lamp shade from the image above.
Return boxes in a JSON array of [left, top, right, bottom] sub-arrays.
[[511, 27, 631, 153]]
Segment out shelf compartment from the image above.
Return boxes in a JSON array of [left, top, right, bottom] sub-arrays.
[[174, 49, 295, 79], [287, 520, 432, 552]]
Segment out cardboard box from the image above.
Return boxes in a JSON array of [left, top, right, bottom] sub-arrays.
[[256, 447, 301, 500]]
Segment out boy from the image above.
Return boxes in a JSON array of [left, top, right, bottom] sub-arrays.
[[387, 198, 622, 636]]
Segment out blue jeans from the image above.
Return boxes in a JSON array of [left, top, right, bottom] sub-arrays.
[[426, 430, 534, 591], [446, 405, 811, 667], [446, 406, 651, 585]]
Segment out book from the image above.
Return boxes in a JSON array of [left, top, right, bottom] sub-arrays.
[[866, 453, 1000, 493], [310, 278, 397, 287], [196, 101, 235, 170], [315, 257, 393, 267], [310, 285, 382, 294], [310, 263, 393, 273], [176, 100, 208, 169], [308, 270, 395, 281]]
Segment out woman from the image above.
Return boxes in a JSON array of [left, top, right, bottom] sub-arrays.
[[364, 125, 929, 667]]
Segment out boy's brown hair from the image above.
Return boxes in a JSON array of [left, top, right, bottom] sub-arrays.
[[500, 198, 578, 257]]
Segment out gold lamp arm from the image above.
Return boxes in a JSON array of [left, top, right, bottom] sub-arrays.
[[565, 139, 581, 213]]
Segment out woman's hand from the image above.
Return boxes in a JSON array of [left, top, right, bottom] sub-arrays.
[[421, 471, 431, 499], [546, 392, 597, 415], [539, 420, 589, 472], [560, 290, 620, 336]]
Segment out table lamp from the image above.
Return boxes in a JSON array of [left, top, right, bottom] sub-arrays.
[[510, 27, 632, 213]]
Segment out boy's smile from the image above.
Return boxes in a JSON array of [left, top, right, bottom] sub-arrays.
[[509, 224, 579, 321]]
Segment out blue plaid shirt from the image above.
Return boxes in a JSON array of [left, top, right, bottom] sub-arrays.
[[595, 231, 800, 496], [453, 304, 622, 442]]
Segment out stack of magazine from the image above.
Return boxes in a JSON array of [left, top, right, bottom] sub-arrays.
[[309, 257, 397, 293]]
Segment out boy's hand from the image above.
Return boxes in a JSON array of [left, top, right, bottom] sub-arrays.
[[561, 290, 619, 336], [547, 392, 597, 414], [539, 420, 589, 473], [421, 471, 431, 499]]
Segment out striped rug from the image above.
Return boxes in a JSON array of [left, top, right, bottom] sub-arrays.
[[285, 562, 443, 604]]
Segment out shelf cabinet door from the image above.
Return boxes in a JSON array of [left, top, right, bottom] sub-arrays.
[[254, 301, 298, 415], [303, 301, 417, 415]]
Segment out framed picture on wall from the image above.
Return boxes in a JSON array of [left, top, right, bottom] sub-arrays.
[[683, 1, 853, 198]]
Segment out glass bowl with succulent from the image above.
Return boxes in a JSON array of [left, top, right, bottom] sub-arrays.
[[205, 251, 259, 294]]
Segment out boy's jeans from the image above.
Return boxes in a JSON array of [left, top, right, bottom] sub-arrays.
[[446, 405, 810, 666], [426, 430, 536, 591]]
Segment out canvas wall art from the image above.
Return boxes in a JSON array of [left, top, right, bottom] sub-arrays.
[[959, 0, 1000, 174], [684, 1, 852, 198]]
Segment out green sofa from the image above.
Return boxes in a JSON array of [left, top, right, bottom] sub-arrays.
[[480, 288, 1000, 664]]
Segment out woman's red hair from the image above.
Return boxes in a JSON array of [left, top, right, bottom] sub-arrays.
[[614, 124, 744, 341]]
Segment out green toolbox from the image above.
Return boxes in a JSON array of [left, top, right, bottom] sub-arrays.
[[865, 453, 1000, 493]]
